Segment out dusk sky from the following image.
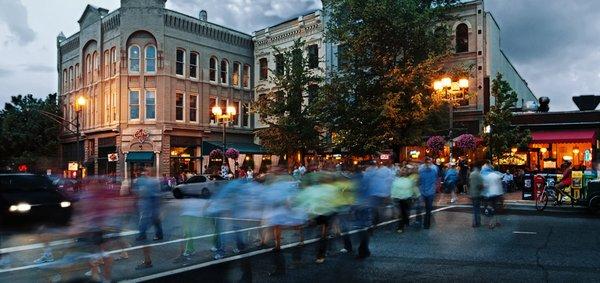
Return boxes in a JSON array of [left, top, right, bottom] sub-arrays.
[[0, 0, 597, 111]]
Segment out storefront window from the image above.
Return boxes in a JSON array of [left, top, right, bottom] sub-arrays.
[[170, 146, 198, 180]]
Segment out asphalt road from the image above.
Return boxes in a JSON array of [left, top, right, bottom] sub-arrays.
[[140, 206, 600, 283], [1, 199, 600, 283]]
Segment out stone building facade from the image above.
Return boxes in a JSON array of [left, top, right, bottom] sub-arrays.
[[57, 0, 255, 182], [58, 0, 537, 176], [445, 0, 537, 135]]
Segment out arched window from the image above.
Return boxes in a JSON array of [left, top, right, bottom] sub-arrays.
[[93, 51, 99, 82], [69, 66, 74, 91], [110, 47, 117, 76], [145, 45, 156, 73], [232, 62, 241, 87], [209, 57, 217, 82], [189, 52, 199, 79], [259, 58, 268, 80], [243, 64, 250, 88], [85, 54, 92, 85], [75, 64, 80, 89], [220, 59, 229, 84], [129, 45, 140, 73], [456, 23, 469, 53], [104, 50, 110, 78], [63, 69, 68, 93]]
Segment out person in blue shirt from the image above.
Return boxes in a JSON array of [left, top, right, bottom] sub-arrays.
[[444, 164, 459, 204], [419, 157, 439, 229]]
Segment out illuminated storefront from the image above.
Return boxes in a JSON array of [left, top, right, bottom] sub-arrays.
[[528, 130, 596, 171]]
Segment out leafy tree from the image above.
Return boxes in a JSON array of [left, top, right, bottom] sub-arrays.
[[254, 39, 323, 167], [0, 93, 62, 170], [315, 0, 462, 155], [483, 73, 531, 164]]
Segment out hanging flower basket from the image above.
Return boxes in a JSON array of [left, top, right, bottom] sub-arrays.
[[427, 136, 446, 154], [209, 149, 223, 159], [225, 148, 240, 159], [455, 134, 477, 151]]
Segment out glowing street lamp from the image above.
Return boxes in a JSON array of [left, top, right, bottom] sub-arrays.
[[432, 76, 470, 162], [212, 105, 238, 164], [74, 95, 87, 177]]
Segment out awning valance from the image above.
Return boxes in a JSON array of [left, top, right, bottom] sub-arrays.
[[531, 130, 597, 143], [126, 151, 155, 162], [202, 141, 268, 154]]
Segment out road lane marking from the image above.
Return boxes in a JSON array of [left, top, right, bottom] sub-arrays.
[[0, 205, 456, 275], [0, 217, 256, 254], [0, 230, 139, 254], [123, 205, 457, 283], [513, 231, 537, 235]]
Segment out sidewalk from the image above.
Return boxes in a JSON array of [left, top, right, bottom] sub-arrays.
[[435, 191, 528, 205]]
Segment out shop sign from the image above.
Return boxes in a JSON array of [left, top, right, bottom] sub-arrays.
[[68, 162, 78, 171], [380, 154, 390, 160], [108, 153, 119, 162], [134, 128, 150, 144]]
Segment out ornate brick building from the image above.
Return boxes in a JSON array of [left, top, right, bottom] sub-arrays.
[[57, 0, 255, 182]]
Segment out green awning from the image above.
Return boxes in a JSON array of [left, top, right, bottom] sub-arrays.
[[126, 151, 155, 162], [202, 141, 268, 154]]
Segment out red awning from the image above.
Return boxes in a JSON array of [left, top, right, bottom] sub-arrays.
[[531, 129, 597, 143]]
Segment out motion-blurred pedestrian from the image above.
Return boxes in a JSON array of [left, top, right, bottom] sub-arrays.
[[418, 157, 438, 229], [469, 162, 484, 228]]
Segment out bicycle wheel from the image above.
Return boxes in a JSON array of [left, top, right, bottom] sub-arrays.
[[536, 191, 549, 211]]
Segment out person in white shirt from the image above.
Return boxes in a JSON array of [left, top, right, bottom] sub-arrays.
[[481, 162, 503, 229]]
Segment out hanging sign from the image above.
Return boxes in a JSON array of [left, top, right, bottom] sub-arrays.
[[108, 153, 119, 162]]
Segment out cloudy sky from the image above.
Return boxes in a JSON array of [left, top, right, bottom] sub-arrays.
[[0, 0, 597, 111]]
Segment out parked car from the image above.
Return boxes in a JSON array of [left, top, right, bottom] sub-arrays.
[[172, 175, 228, 199], [0, 173, 73, 226]]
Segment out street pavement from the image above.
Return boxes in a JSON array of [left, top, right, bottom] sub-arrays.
[[1, 196, 599, 282]]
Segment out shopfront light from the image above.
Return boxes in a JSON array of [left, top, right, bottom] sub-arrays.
[[60, 201, 71, 208], [433, 80, 443, 91], [9, 203, 31, 213], [540, 148, 547, 154], [226, 106, 237, 116], [572, 147, 580, 155], [211, 106, 223, 116], [441, 77, 452, 88], [458, 78, 469, 89]]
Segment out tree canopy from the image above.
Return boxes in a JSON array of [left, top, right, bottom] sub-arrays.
[[254, 39, 323, 160], [0, 93, 62, 169], [314, 0, 462, 155], [483, 73, 531, 163]]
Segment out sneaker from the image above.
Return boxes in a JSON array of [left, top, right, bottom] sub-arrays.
[[34, 253, 54, 264], [339, 248, 348, 254], [182, 250, 195, 257], [315, 258, 325, 264], [232, 248, 240, 254], [210, 247, 218, 252], [396, 229, 404, 234], [213, 253, 224, 260]]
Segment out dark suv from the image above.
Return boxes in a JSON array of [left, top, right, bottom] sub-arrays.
[[0, 173, 73, 226]]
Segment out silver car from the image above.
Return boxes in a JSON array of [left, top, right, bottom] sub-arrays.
[[172, 175, 227, 199]]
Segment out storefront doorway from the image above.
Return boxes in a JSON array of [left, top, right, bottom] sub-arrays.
[[126, 151, 155, 179]]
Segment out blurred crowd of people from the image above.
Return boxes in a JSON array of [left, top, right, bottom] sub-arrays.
[[1, 156, 513, 282]]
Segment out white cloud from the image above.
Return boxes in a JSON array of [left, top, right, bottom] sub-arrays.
[[0, 0, 35, 45]]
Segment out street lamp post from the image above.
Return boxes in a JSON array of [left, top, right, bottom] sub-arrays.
[[433, 77, 469, 163], [211, 105, 237, 166], [75, 96, 87, 178]]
